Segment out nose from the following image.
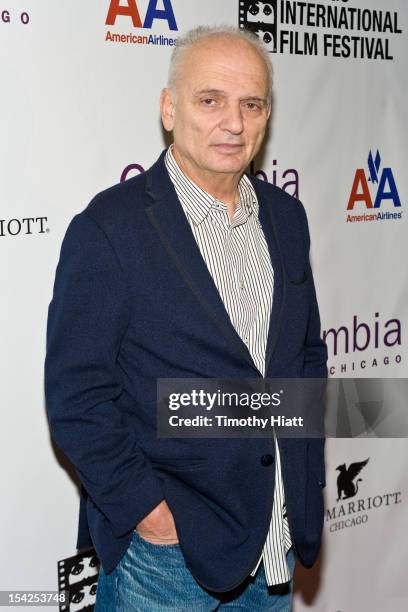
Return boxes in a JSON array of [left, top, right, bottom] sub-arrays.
[[219, 101, 244, 135]]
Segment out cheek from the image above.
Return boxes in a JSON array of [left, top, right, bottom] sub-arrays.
[[178, 115, 205, 140], [249, 123, 267, 144], [190, 115, 214, 137]]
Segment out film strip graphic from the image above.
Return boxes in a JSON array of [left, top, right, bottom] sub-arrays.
[[58, 549, 100, 611], [239, 0, 278, 52]]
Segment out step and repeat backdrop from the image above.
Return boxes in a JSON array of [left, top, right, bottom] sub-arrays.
[[1, 1, 407, 610]]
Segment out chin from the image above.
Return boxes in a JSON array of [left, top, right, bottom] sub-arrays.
[[208, 155, 246, 175], [219, 163, 246, 175]]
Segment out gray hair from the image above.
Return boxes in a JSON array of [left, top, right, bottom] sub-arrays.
[[167, 25, 273, 103]]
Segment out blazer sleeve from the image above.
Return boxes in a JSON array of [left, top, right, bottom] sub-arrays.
[[297, 201, 328, 380], [44, 210, 165, 538]]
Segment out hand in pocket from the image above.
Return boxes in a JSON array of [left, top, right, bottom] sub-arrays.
[[135, 499, 179, 544]]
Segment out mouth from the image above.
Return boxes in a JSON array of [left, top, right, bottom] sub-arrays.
[[211, 143, 244, 153]]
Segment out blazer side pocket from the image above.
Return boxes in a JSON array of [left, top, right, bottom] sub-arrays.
[[150, 457, 208, 472]]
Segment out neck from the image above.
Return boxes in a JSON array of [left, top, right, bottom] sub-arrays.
[[172, 145, 241, 216]]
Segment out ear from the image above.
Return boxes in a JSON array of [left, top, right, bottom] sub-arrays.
[[160, 88, 176, 132]]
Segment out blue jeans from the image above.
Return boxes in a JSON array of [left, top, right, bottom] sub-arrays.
[[95, 530, 295, 611]]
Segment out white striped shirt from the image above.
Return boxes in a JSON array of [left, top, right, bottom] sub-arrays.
[[165, 145, 293, 586]]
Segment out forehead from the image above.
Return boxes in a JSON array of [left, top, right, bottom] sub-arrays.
[[178, 37, 269, 97]]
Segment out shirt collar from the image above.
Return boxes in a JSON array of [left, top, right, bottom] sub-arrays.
[[165, 145, 258, 227]]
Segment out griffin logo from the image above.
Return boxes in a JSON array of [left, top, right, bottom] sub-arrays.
[[336, 458, 369, 501]]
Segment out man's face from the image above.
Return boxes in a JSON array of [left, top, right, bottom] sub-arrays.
[[161, 37, 271, 182]]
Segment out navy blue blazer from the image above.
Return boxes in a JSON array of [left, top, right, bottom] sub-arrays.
[[44, 149, 328, 592]]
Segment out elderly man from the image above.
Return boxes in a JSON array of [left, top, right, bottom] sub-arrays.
[[45, 25, 327, 611]]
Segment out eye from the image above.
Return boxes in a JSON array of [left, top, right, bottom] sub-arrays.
[[244, 102, 261, 111], [201, 98, 216, 106]]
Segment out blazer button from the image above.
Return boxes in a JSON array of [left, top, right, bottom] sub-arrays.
[[261, 454, 274, 466]]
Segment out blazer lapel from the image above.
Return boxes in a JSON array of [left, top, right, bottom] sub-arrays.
[[143, 150, 261, 376], [142, 150, 285, 378], [248, 177, 286, 377]]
